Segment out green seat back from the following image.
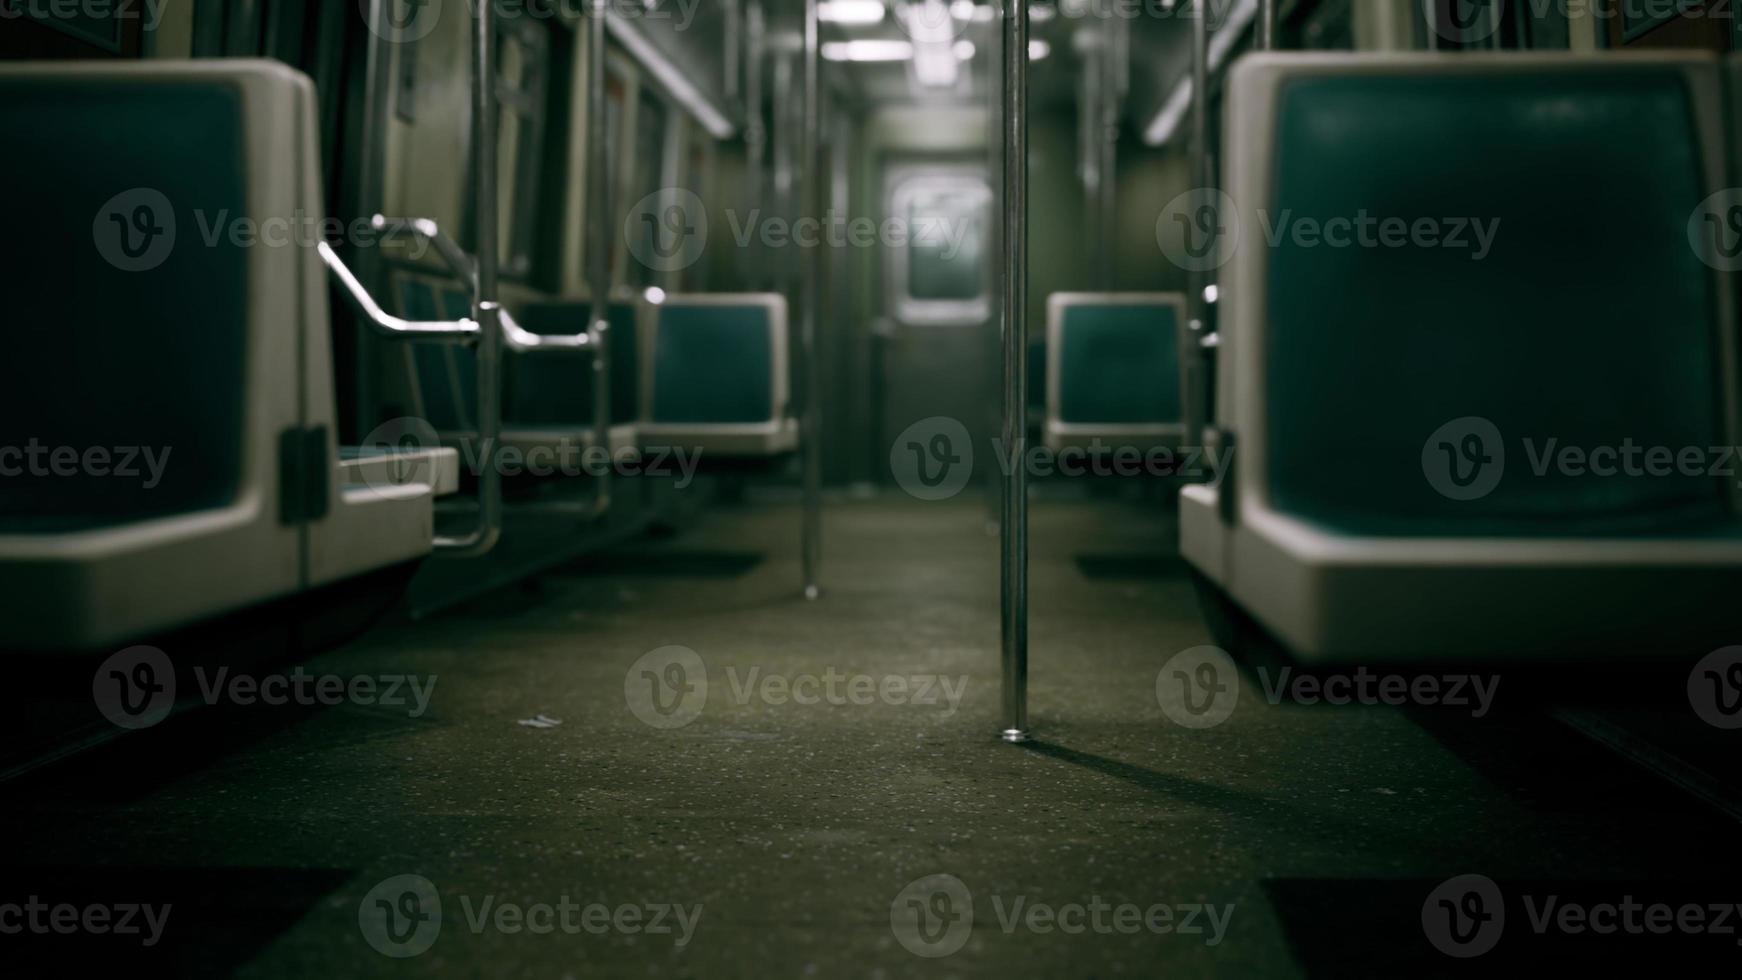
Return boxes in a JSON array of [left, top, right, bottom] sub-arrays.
[[397, 278, 470, 433], [0, 78, 248, 532], [650, 303, 776, 424], [507, 301, 639, 427], [1057, 302, 1182, 425], [1264, 67, 1726, 536]]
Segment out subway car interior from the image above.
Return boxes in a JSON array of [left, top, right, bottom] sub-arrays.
[[6, 0, 1742, 975]]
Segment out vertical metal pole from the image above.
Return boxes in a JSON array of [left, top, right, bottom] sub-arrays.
[[439, 0, 502, 555], [744, 2, 766, 288], [1000, 0, 1030, 743], [586, 1, 613, 515], [1097, 14, 1118, 290], [801, 0, 823, 600], [1260, 0, 1278, 50], [1183, 0, 1211, 452]]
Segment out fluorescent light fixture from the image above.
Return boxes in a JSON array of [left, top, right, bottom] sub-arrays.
[[823, 39, 915, 61], [818, 0, 886, 25], [913, 41, 959, 86], [1142, 0, 1258, 146], [1029, 3, 1057, 21], [605, 15, 734, 139], [1028, 38, 1050, 60]]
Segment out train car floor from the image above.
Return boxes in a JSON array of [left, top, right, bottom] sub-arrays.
[[3, 495, 1740, 976]]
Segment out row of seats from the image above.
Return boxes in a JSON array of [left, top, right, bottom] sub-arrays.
[[1181, 51, 1742, 663], [392, 279, 797, 459], [0, 60, 794, 653]]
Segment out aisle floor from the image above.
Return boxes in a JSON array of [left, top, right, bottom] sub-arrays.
[[4, 496, 1739, 977]]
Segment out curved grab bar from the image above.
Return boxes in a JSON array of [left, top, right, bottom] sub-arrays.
[[318, 241, 478, 343], [369, 215, 598, 354]]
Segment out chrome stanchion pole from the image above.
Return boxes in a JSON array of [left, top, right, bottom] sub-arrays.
[[800, 0, 823, 600], [1000, 0, 1030, 743]]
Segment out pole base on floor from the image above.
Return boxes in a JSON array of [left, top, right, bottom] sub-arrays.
[[1000, 728, 1030, 744]]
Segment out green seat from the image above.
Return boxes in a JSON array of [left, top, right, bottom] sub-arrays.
[[1044, 293, 1186, 452], [507, 301, 639, 427], [639, 294, 796, 457], [1264, 66, 1728, 537], [0, 77, 248, 532], [650, 303, 776, 423], [396, 277, 472, 433]]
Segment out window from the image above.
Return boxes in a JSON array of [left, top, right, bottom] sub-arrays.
[[888, 174, 991, 326]]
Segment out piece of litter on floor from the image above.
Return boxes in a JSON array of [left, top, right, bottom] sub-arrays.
[[518, 714, 563, 729]]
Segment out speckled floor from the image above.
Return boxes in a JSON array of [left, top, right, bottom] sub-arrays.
[[4, 495, 1740, 977]]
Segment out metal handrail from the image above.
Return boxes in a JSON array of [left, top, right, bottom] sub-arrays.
[[368, 215, 599, 354], [319, 241, 479, 343]]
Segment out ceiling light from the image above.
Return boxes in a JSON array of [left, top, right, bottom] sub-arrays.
[[822, 39, 915, 62], [818, 0, 886, 25]]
